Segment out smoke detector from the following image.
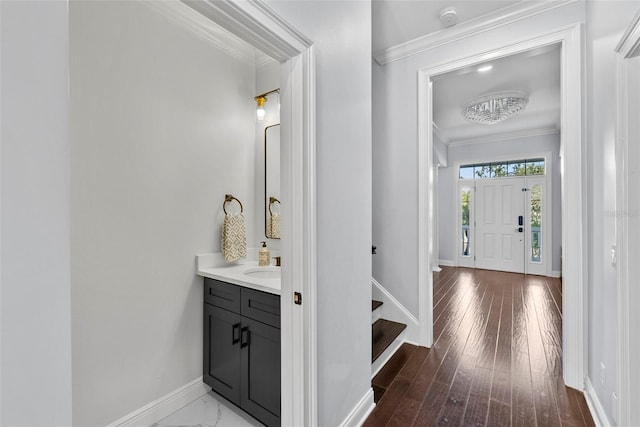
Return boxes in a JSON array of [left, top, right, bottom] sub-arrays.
[[439, 7, 458, 28]]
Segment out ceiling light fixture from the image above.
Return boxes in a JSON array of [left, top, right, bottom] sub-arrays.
[[254, 88, 279, 121], [462, 91, 529, 125], [477, 64, 493, 73]]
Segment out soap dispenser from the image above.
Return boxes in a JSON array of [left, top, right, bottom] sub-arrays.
[[258, 241, 270, 267]]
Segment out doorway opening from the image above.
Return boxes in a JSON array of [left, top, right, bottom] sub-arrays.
[[418, 24, 585, 390]]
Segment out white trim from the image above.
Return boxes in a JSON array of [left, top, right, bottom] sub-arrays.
[[418, 24, 584, 389], [447, 127, 559, 148], [438, 259, 455, 267], [106, 378, 209, 427], [374, 0, 578, 65], [143, 0, 254, 65], [551, 270, 562, 278], [338, 388, 375, 427], [371, 278, 420, 343], [615, 11, 640, 427], [615, 10, 640, 56], [417, 68, 434, 347], [180, 2, 317, 426], [255, 51, 277, 68], [585, 377, 611, 427]]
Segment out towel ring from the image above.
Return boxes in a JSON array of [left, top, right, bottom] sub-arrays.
[[223, 194, 243, 215], [268, 197, 280, 216]]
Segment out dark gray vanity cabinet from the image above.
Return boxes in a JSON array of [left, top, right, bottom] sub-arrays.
[[203, 278, 281, 427]]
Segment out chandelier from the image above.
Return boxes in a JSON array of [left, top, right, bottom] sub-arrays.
[[462, 91, 528, 125]]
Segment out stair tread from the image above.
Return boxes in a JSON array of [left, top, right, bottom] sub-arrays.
[[372, 300, 383, 312], [372, 319, 407, 363]]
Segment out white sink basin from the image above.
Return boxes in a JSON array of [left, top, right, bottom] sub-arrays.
[[243, 267, 281, 279]]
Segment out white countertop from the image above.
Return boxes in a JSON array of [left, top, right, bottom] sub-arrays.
[[196, 253, 281, 295]]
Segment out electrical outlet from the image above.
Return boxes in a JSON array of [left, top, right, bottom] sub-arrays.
[[600, 362, 607, 386]]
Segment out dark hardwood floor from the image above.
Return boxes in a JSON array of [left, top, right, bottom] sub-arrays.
[[364, 266, 595, 427]]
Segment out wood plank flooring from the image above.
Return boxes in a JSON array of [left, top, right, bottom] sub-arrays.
[[364, 267, 595, 427]]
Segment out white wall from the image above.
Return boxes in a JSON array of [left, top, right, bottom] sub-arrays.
[[437, 134, 562, 272], [372, 1, 585, 318], [69, 2, 256, 424], [263, 1, 373, 425], [585, 2, 640, 424], [0, 1, 73, 425]]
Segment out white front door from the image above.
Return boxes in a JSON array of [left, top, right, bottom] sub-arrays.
[[475, 177, 526, 273]]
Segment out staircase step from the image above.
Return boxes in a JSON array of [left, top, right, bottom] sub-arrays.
[[372, 300, 383, 312], [372, 319, 407, 363]]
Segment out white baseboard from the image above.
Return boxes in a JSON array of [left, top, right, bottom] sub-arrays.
[[339, 387, 375, 427], [107, 377, 210, 427], [584, 377, 611, 427], [551, 270, 562, 278], [439, 259, 455, 267]]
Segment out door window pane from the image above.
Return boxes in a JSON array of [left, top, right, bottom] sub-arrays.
[[459, 165, 474, 179], [491, 163, 508, 177], [530, 184, 542, 262], [461, 189, 471, 256], [526, 159, 545, 176], [460, 158, 545, 179], [474, 164, 491, 179]]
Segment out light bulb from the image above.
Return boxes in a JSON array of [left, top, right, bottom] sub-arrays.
[[255, 96, 267, 121]]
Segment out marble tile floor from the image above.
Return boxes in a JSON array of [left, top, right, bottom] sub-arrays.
[[153, 392, 262, 427]]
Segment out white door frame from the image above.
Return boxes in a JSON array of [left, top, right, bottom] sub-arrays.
[[418, 24, 585, 389], [454, 152, 553, 278], [182, 1, 317, 425], [615, 11, 640, 426]]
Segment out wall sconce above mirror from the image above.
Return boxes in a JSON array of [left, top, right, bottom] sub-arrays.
[[255, 88, 279, 121], [265, 123, 280, 239]]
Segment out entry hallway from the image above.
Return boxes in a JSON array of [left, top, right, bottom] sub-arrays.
[[364, 267, 595, 426]]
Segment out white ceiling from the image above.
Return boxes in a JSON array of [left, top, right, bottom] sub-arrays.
[[372, 0, 523, 53], [432, 44, 561, 143], [373, 0, 562, 145]]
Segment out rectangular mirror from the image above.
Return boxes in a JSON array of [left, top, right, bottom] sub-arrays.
[[265, 124, 280, 239]]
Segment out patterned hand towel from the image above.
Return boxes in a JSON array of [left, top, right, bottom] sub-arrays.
[[222, 212, 246, 262], [268, 212, 281, 239]]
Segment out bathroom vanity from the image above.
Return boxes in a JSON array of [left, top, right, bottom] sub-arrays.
[[197, 254, 281, 427]]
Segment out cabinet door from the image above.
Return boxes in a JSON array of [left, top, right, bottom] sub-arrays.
[[241, 317, 281, 426], [204, 304, 241, 405]]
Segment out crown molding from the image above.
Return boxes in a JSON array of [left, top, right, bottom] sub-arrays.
[[432, 123, 449, 145], [616, 9, 640, 57], [183, 0, 312, 62], [447, 127, 559, 147], [374, 0, 579, 66], [256, 51, 278, 68], [142, 0, 256, 65]]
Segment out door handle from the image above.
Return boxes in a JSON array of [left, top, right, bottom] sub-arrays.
[[232, 323, 241, 345], [240, 326, 250, 348], [514, 227, 524, 232]]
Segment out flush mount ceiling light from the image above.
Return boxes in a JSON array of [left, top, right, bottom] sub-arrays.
[[462, 91, 529, 125], [254, 88, 279, 121]]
